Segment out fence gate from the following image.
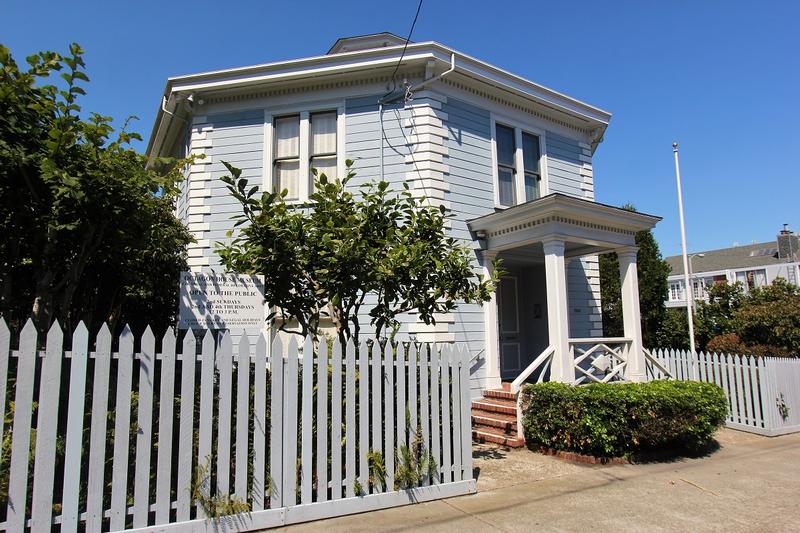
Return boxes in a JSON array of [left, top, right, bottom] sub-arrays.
[[647, 348, 800, 436], [0, 319, 476, 532]]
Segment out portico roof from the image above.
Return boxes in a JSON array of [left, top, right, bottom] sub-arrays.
[[467, 194, 661, 256]]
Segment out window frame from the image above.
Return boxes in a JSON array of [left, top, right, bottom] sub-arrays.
[[490, 113, 549, 209], [263, 100, 345, 204]]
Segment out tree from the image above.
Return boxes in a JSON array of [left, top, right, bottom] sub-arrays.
[[216, 162, 500, 344], [599, 205, 670, 347], [0, 43, 192, 333], [699, 279, 800, 357]]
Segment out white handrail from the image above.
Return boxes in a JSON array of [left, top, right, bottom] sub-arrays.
[[569, 337, 632, 344], [511, 345, 555, 393]]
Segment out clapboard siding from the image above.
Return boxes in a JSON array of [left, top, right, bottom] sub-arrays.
[[545, 131, 593, 200], [442, 97, 495, 394], [567, 256, 603, 337], [188, 109, 264, 270]]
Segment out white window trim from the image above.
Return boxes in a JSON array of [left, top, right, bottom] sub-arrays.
[[489, 111, 549, 209], [262, 99, 346, 203]]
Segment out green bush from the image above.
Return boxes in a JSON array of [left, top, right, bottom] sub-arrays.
[[520, 381, 727, 458]]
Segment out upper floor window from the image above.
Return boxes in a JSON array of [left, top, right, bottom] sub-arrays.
[[310, 111, 337, 185], [272, 110, 338, 201], [496, 124, 516, 206], [273, 115, 301, 200], [494, 123, 543, 207], [736, 269, 767, 291]]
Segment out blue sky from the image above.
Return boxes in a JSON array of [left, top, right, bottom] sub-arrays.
[[4, 0, 798, 257]]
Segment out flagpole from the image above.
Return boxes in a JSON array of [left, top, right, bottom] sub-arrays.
[[673, 142, 698, 380]]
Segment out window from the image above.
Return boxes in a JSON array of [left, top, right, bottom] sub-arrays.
[[496, 124, 516, 206], [310, 111, 337, 185], [522, 132, 541, 201], [736, 269, 767, 291], [272, 110, 338, 201], [692, 279, 707, 299], [669, 281, 683, 301], [494, 123, 543, 207], [273, 115, 301, 200]]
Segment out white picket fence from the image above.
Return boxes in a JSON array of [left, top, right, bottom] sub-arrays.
[[647, 348, 800, 436], [0, 318, 475, 532]]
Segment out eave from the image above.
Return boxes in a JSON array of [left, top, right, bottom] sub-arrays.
[[147, 42, 612, 160], [468, 194, 661, 254]]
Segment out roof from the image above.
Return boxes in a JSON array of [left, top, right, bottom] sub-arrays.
[[666, 241, 792, 276], [327, 32, 409, 54], [147, 36, 612, 161], [468, 193, 661, 254]]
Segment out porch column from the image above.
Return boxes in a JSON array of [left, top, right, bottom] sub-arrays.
[[542, 238, 572, 383], [481, 250, 502, 389], [617, 246, 646, 382]]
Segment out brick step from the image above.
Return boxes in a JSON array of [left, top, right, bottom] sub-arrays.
[[483, 388, 517, 401], [471, 398, 516, 416], [471, 409, 517, 432], [472, 425, 525, 448]]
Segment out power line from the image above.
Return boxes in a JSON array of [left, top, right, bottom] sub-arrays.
[[382, 0, 424, 100]]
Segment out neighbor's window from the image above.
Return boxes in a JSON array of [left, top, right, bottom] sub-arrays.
[[273, 115, 301, 200], [496, 124, 516, 206], [310, 111, 337, 187], [669, 281, 683, 301], [495, 123, 543, 207], [736, 269, 767, 291]]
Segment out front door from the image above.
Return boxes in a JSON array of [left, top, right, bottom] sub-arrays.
[[498, 275, 522, 380]]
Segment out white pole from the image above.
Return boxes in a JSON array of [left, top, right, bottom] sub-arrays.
[[672, 142, 698, 380]]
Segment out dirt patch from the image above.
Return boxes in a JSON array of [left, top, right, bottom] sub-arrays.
[[473, 442, 591, 492]]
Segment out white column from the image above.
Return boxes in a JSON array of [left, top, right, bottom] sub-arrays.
[[543, 238, 572, 383], [617, 246, 646, 382], [481, 251, 502, 390]]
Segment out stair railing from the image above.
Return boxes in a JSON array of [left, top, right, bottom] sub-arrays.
[[510, 345, 555, 394]]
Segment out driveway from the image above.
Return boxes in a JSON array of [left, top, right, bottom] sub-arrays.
[[276, 428, 800, 532]]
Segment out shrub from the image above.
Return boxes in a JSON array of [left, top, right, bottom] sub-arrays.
[[520, 381, 727, 458]]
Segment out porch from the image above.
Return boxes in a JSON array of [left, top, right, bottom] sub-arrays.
[[467, 194, 662, 446]]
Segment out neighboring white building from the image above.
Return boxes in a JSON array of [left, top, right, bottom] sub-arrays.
[[665, 226, 800, 308], [147, 33, 660, 396]]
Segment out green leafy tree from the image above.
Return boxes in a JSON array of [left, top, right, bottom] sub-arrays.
[[653, 308, 689, 350], [599, 205, 670, 347], [699, 279, 800, 356], [693, 281, 744, 347], [216, 163, 500, 343], [0, 43, 192, 333], [659, 279, 800, 356]]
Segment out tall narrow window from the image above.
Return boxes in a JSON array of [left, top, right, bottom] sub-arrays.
[[273, 115, 300, 200], [522, 132, 541, 202], [310, 111, 337, 188], [496, 124, 516, 206]]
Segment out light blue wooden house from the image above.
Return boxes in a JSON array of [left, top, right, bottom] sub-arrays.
[[147, 33, 660, 442]]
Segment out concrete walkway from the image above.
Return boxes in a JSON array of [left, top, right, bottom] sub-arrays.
[[276, 429, 800, 532]]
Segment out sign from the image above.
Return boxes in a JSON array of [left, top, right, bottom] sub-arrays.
[[179, 272, 265, 331]]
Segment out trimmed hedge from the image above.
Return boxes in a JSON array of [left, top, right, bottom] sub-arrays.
[[520, 380, 728, 458]]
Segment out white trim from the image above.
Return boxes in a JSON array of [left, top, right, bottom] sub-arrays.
[[489, 119, 500, 207], [298, 111, 310, 201], [513, 127, 526, 206], [262, 111, 273, 193], [337, 104, 346, 180]]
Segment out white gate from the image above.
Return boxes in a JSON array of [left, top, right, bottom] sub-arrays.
[[647, 348, 800, 436], [0, 319, 475, 532]]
